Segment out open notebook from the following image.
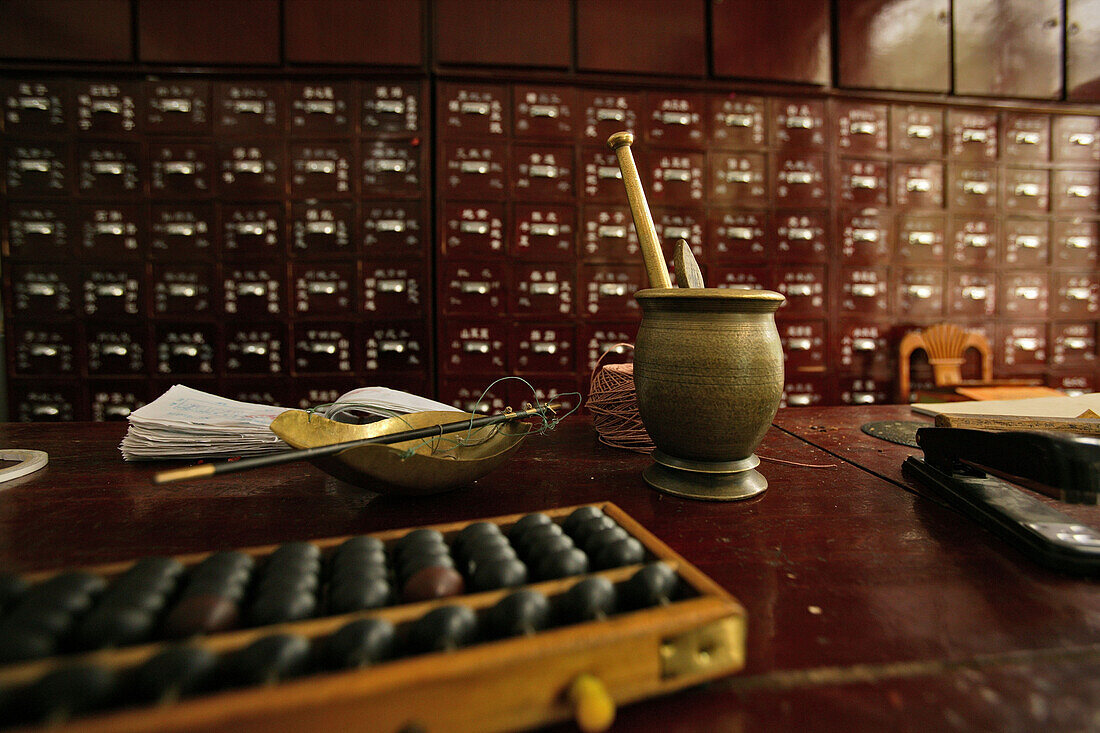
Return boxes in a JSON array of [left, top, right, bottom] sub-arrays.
[[119, 385, 461, 461]]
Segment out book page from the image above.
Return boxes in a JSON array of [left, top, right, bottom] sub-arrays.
[[911, 392, 1100, 418]]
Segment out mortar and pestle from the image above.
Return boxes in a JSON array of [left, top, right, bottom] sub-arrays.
[[607, 132, 785, 501]]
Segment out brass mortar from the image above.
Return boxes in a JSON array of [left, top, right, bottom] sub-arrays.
[[633, 287, 786, 500]]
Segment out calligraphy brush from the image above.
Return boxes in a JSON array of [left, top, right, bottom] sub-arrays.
[[153, 403, 559, 484]]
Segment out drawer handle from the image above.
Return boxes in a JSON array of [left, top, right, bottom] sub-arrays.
[[459, 101, 491, 116], [784, 283, 813, 296], [463, 341, 490, 353], [597, 165, 622, 180], [1015, 131, 1041, 145], [161, 98, 192, 113], [375, 100, 405, 115], [19, 96, 50, 111], [377, 279, 407, 293], [528, 164, 558, 178], [307, 282, 338, 295], [306, 221, 336, 236], [304, 160, 337, 175], [530, 282, 559, 296], [1014, 182, 1040, 197], [964, 233, 989, 248], [164, 161, 196, 175], [1066, 287, 1092, 300], [962, 286, 988, 300], [19, 159, 50, 173], [663, 226, 691, 241], [724, 170, 753, 184], [1014, 286, 1040, 300], [529, 104, 558, 118], [102, 344, 129, 356], [29, 345, 59, 357], [596, 108, 625, 122], [93, 161, 125, 176], [238, 283, 266, 296], [532, 342, 558, 354], [460, 160, 490, 175], [305, 100, 336, 115], [787, 228, 814, 241], [788, 338, 812, 351], [530, 223, 559, 237], [788, 394, 813, 406], [242, 343, 268, 355], [962, 180, 990, 195], [784, 171, 813, 185], [1013, 337, 1040, 351], [660, 111, 692, 126], [1066, 185, 1093, 198], [234, 160, 264, 174], [907, 124, 934, 139], [662, 168, 691, 182], [233, 100, 265, 115], [91, 99, 121, 115], [171, 344, 199, 357], [598, 283, 628, 297], [236, 222, 267, 236], [460, 281, 491, 294], [908, 231, 935, 246], [376, 158, 408, 173], [600, 342, 629, 354], [1070, 132, 1096, 146], [32, 405, 60, 417], [906, 177, 932, 193], [1064, 337, 1090, 349], [1066, 235, 1093, 249], [728, 226, 753, 240], [724, 113, 753, 128], [375, 219, 406, 233], [26, 283, 57, 296], [598, 225, 627, 239], [460, 221, 490, 235], [962, 128, 988, 143], [95, 284, 126, 297], [852, 228, 879, 243], [24, 221, 54, 235], [1016, 235, 1041, 248], [851, 283, 878, 297], [907, 284, 934, 299], [852, 338, 877, 351], [380, 340, 407, 353], [849, 121, 876, 135], [786, 115, 814, 129], [850, 392, 876, 404], [850, 175, 878, 189], [168, 284, 197, 298], [165, 223, 196, 237]]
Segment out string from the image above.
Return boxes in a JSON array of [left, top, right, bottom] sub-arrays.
[[587, 344, 655, 454]]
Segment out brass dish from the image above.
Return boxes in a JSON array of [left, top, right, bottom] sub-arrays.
[[268, 410, 530, 495]]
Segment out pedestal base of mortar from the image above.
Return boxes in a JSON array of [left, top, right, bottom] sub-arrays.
[[643, 449, 767, 501]]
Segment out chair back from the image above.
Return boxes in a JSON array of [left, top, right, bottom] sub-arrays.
[[898, 323, 993, 402]]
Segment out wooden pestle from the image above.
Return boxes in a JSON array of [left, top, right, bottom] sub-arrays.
[[607, 132, 673, 289]]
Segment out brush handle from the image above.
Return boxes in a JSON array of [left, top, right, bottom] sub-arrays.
[[607, 132, 673, 289]]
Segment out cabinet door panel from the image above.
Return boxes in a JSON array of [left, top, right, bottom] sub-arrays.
[[139, 0, 279, 65], [1068, 0, 1100, 101], [437, 0, 570, 68], [712, 0, 829, 84], [578, 0, 705, 76], [837, 0, 950, 92], [954, 0, 1062, 99], [0, 0, 132, 61], [285, 0, 422, 66]]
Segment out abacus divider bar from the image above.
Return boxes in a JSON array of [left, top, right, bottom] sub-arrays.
[[153, 405, 558, 484], [607, 131, 673, 289]]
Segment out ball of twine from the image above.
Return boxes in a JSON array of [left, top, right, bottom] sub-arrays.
[[587, 344, 654, 454]]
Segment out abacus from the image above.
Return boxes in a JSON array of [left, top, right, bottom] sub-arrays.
[[0, 503, 745, 732]]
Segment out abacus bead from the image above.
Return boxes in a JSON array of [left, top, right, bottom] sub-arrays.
[[398, 553, 455, 585], [322, 618, 395, 669], [0, 573, 28, 610], [470, 557, 528, 591], [622, 563, 679, 609], [163, 594, 240, 637], [4, 603, 71, 636], [407, 606, 477, 654], [485, 590, 551, 639], [452, 522, 502, 558], [38, 571, 107, 600], [268, 542, 321, 565], [392, 529, 445, 561], [514, 523, 564, 558], [225, 634, 311, 687], [569, 515, 617, 544], [337, 536, 385, 556], [258, 569, 319, 596], [463, 542, 518, 575], [525, 533, 575, 561], [459, 531, 512, 561], [560, 577, 616, 622], [562, 506, 606, 536], [581, 525, 630, 556], [0, 627, 56, 663], [248, 588, 317, 626], [25, 664, 115, 720], [535, 547, 589, 580], [593, 536, 646, 570], [328, 577, 392, 614], [508, 513, 553, 541], [131, 645, 217, 702], [74, 606, 156, 649], [401, 566, 465, 602]]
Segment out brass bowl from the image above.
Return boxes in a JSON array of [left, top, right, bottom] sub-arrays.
[[268, 410, 530, 496]]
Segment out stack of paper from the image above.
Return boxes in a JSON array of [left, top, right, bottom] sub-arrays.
[[119, 385, 462, 461]]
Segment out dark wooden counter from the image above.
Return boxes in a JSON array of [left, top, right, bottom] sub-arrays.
[[0, 410, 1097, 730]]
